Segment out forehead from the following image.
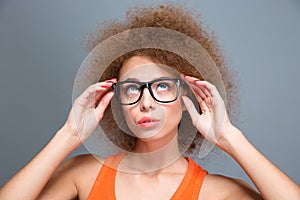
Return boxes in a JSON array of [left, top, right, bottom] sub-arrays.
[[119, 56, 178, 81]]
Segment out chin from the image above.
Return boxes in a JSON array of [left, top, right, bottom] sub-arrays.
[[135, 127, 178, 143]]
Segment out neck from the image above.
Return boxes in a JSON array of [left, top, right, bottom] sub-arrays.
[[119, 131, 184, 173]]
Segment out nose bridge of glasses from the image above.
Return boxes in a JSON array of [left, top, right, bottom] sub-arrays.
[[140, 82, 156, 102]]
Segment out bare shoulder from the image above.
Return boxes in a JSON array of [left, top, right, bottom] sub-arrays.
[[68, 154, 104, 199], [38, 154, 103, 200], [199, 174, 262, 200], [62, 154, 103, 183]]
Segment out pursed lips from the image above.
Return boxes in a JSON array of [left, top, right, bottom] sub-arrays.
[[137, 116, 160, 128]]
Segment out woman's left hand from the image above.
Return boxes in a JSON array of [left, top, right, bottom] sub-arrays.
[[181, 75, 233, 148]]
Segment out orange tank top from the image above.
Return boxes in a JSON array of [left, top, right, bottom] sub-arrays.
[[88, 154, 207, 200]]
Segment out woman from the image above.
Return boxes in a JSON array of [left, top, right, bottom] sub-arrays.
[[0, 4, 299, 200]]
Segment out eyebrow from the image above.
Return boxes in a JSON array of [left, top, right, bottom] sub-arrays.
[[122, 76, 173, 82], [123, 78, 139, 81]]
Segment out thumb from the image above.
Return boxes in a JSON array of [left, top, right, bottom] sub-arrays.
[[181, 96, 200, 126]]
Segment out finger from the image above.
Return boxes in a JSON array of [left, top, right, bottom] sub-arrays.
[[95, 78, 118, 93], [189, 81, 221, 103], [189, 84, 213, 106], [78, 84, 106, 108], [199, 98, 210, 114], [183, 75, 212, 97], [181, 96, 200, 126], [95, 91, 114, 120], [183, 78, 205, 98], [78, 83, 99, 100], [182, 74, 198, 82], [195, 82, 212, 98], [188, 86, 206, 109], [190, 80, 213, 98], [186, 85, 211, 113], [189, 84, 207, 100], [94, 83, 114, 106], [198, 81, 220, 99], [182, 74, 205, 86], [77, 81, 109, 104], [94, 78, 117, 106]]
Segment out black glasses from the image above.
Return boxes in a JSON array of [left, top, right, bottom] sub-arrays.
[[112, 78, 183, 105]]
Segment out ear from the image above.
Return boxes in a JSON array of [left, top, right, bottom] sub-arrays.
[[179, 81, 189, 111], [180, 96, 187, 111]]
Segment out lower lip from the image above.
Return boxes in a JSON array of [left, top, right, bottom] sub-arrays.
[[138, 121, 160, 128]]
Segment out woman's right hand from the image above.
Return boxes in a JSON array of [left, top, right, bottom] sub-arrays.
[[63, 78, 117, 144], [0, 79, 117, 200]]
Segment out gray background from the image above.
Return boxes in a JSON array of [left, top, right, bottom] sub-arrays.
[[1, 0, 299, 188]]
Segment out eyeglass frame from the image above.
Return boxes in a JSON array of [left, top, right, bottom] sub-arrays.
[[112, 77, 184, 105]]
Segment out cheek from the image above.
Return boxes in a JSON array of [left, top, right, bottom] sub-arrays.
[[165, 101, 183, 125], [122, 106, 136, 126]]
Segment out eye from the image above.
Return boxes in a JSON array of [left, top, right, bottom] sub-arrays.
[[156, 82, 170, 91], [126, 84, 140, 95]]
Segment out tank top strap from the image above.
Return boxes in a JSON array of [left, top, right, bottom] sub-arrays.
[[87, 153, 124, 200], [171, 157, 207, 200]]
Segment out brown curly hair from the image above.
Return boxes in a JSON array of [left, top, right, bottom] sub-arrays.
[[83, 3, 238, 156]]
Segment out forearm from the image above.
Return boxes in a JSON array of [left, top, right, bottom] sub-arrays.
[[0, 126, 81, 200], [220, 126, 300, 200]]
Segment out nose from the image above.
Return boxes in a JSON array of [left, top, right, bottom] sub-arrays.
[[139, 87, 156, 111]]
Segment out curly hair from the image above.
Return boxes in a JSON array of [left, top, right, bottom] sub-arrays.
[[83, 3, 238, 156]]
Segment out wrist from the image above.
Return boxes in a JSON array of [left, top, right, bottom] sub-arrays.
[[55, 124, 83, 150], [217, 125, 245, 155]]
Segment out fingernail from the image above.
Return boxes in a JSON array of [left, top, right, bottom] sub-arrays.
[[101, 86, 108, 88], [105, 80, 114, 83]]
